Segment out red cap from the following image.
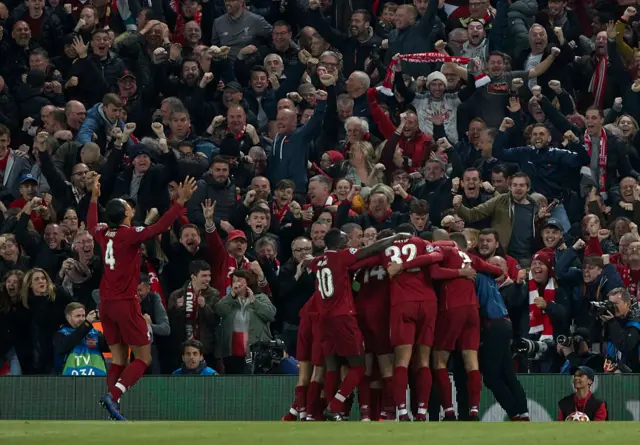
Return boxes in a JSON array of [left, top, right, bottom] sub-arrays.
[[227, 230, 247, 243], [531, 248, 555, 277]]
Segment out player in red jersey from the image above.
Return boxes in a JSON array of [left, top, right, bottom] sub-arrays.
[[381, 224, 445, 421], [87, 176, 197, 420], [308, 228, 405, 420], [426, 232, 503, 420], [352, 229, 396, 420]]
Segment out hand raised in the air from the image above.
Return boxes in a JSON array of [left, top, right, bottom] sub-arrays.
[[176, 177, 198, 205], [202, 198, 216, 226]]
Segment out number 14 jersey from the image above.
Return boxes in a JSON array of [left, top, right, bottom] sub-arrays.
[[308, 248, 359, 317], [380, 237, 437, 305]]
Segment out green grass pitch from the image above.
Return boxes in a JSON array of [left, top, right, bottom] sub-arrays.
[[2, 421, 640, 445]]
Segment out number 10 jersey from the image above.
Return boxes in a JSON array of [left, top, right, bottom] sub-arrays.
[[308, 248, 359, 317]]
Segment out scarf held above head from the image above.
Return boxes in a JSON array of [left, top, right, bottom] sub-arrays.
[[378, 52, 490, 96]]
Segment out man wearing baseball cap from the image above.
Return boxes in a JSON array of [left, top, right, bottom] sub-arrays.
[[557, 366, 607, 421], [9, 174, 46, 232]]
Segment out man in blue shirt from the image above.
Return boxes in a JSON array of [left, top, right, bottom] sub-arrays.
[[172, 340, 217, 376]]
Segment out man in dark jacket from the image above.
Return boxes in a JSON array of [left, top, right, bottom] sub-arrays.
[[306, 3, 382, 77], [336, 183, 410, 231], [556, 239, 624, 344], [187, 156, 237, 229], [5, 0, 64, 58], [15, 70, 65, 122], [0, 20, 40, 88]]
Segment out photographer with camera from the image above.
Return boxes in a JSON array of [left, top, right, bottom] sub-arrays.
[[520, 249, 570, 372], [600, 288, 640, 373], [555, 239, 624, 349], [557, 366, 608, 421], [556, 328, 605, 374]]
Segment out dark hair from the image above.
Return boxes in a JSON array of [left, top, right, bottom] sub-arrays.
[[105, 198, 128, 228], [231, 269, 257, 289], [181, 56, 199, 70], [479, 228, 500, 241], [352, 9, 371, 24], [0, 124, 10, 138], [273, 20, 291, 31], [139, 273, 150, 284], [250, 66, 268, 78], [377, 229, 395, 240], [491, 163, 510, 177], [511, 171, 531, 187], [463, 168, 481, 178], [410, 199, 429, 216], [324, 228, 345, 250], [210, 156, 230, 167], [585, 106, 604, 118], [275, 179, 295, 191], [584, 255, 604, 268], [487, 51, 505, 61], [50, 108, 66, 127], [182, 339, 205, 355], [92, 28, 110, 40], [189, 260, 211, 278], [248, 206, 270, 218], [30, 48, 49, 60], [396, 223, 416, 236], [450, 232, 468, 249], [179, 223, 200, 238]]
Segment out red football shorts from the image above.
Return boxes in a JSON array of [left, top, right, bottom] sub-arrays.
[[321, 314, 365, 358], [99, 299, 151, 347], [433, 305, 481, 351], [390, 300, 437, 347], [357, 306, 393, 355], [296, 313, 324, 366]]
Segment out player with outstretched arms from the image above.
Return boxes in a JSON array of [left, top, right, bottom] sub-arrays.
[[381, 224, 446, 421], [87, 175, 197, 420], [307, 228, 407, 421], [397, 231, 503, 420]]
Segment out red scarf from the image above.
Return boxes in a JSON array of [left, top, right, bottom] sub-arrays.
[[185, 281, 199, 340], [589, 56, 608, 108], [227, 126, 246, 140], [584, 127, 607, 194], [146, 260, 166, 307], [620, 265, 640, 298], [379, 52, 490, 96], [171, 0, 202, 44], [528, 274, 556, 340], [272, 200, 290, 224]]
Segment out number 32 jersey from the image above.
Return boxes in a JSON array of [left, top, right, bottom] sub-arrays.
[[380, 237, 437, 305], [308, 248, 359, 317]]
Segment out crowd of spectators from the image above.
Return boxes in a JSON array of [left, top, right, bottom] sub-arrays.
[[1, 0, 640, 377]]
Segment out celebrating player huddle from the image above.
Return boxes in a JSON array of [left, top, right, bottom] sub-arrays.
[[284, 224, 505, 422]]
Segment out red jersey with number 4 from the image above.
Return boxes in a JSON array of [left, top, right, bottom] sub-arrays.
[[308, 248, 359, 316], [429, 246, 503, 311], [88, 201, 184, 301], [380, 237, 438, 305]]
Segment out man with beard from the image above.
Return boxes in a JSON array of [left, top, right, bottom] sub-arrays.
[[74, 6, 100, 43], [471, 49, 559, 127], [168, 261, 220, 373], [490, 163, 511, 193], [187, 157, 236, 229], [493, 118, 589, 232], [0, 21, 40, 88], [392, 55, 480, 144], [307, 3, 382, 77], [476, 228, 522, 281], [5, 0, 64, 56], [547, 0, 581, 44], [556, 239, 624, 345], [454, 172, 541, 265], [211, 0, 273, 60]]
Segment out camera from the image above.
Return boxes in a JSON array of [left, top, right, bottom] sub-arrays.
[[249, 339, 287, 374], [557, 334, 584, 348], [589, 300, 615, 317], [513, 338, 554, 360]]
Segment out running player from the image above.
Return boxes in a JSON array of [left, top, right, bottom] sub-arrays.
[[428, 232, 503, 420], [88, 175, 197, 420], [308, 228, 405, 420], [380, 224, 444, 421]]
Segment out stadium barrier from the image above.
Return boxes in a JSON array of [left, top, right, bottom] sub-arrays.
[[1, 375, 639, 421]]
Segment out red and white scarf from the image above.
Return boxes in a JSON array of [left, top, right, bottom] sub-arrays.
[[231, 296, 251, 357], [379, 52, 490, 96], [589, 56, 608, 108], [170, 0, 202, 45], [584, 127, 608, 194], [528, 274, 556, 341], [620, 265, 640, 298], [146, 260, 166, 307], [185, 281, 199, 340], [272, 200, 290, 224]]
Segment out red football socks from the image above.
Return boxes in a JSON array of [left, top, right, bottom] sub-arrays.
[[434, 368, 454, 414], [306, 381, 322, 419], [324, 370, 339, 408], [357, 376, 371, 419], [109, 359, 147, 402], [415, 367, 432, 419], [328, 366, 365, 413], [294, 385, 308, 414], [467, 369, 482, 416], [393, 366, 409, 416], [106, 363, 125, 395]]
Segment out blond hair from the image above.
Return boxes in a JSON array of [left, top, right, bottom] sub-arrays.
[[21, 268, 56, 308]]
